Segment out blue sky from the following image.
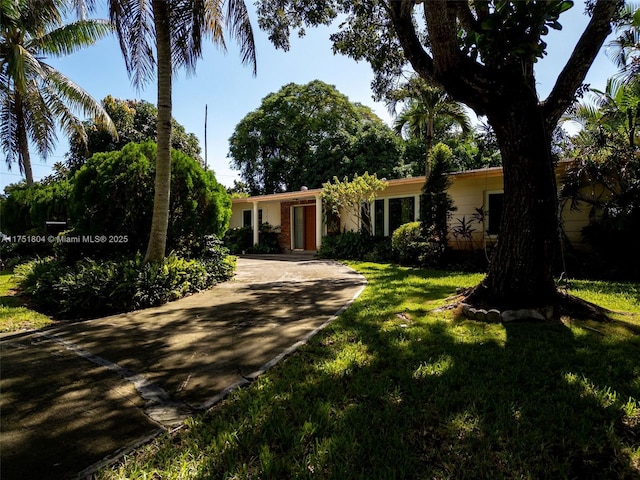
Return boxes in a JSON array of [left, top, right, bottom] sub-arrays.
[[0, 1, 621, 191]]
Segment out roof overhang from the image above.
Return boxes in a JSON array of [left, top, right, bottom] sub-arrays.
[[232, 160, 574, 203]]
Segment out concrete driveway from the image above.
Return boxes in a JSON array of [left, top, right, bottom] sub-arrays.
[[0, 255, 365, 479]]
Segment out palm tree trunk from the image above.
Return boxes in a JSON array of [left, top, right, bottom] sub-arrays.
[[144, 0, 173, 263], [15, 93, 34, 186]]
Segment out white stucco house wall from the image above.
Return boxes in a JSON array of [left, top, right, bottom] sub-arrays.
[[230, 162, 590, 253]]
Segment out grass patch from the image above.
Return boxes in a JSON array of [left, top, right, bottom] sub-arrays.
[[98, 264, 640, 479], [0, 270, 52, 333], [567, 279, 640, 314]]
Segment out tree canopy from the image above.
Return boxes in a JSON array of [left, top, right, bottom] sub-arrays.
[[228, 80, 403, 195], [560, 5, 640, 279], [390, 77, 471, 177], [70, 141, 231, 257], [256, 0, 623, 310], [66, 96, 202, 173]]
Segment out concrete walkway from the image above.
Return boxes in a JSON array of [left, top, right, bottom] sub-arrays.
[[0, 255, 366, 480]]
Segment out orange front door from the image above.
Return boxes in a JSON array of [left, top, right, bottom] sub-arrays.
[[304, 206, 316, 250]]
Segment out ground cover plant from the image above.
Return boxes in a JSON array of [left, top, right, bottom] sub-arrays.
[[98, 263, 640, 479], [14, 252, 235, 320], [0, 270, 51, 332]]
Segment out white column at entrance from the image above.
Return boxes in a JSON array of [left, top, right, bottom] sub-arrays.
[[315, 195, 323, 249], [252, 201, 259, 246], [384, 198, 390, 236]]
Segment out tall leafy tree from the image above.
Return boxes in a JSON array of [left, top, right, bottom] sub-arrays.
[[67, 96, 202, 173], [256, 0, 622, 310], [108, 0, 256, 262], [0, 0, 116, 186], [229, 80, 403, 195], [390, 78, 471, 177]]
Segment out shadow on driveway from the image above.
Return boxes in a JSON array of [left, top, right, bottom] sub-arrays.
[[0, 256, 365, 479]]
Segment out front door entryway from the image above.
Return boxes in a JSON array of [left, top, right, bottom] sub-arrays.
[[293, 205, 317, 250]]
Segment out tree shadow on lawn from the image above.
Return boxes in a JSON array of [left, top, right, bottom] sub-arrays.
[[2, 271, 366, 479], [115, 268, 639, 479]]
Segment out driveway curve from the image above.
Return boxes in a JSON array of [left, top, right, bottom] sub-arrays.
[[0, 255, 366, 480]]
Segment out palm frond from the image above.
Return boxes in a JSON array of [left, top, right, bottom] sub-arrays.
[[438, 103, 472, 133], [4, 44, 49, 97], [171, 0, 228, 74], [41, 62, 117, 137], [35, 19, 113, 57], [225, 0, 257, 75], [66, 0, 99, 19], [22, 79, 58, 158], [0, 90, 19, 170], [41, 81, 89, 148], [109, 0, 156, 87]]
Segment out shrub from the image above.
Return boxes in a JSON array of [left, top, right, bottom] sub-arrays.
[[579, 214, 640, 280], [68, 141, 231, 258], [223, 227, 253, 254], [251, 223, 281, 254], [392, 222, 423, 265], [421, 143, 456, 250], [392, 222, 444, 267], [363, 236, 394, 263], [0, 180, 71, 260], [0, 180, 71, 235], [184, 235, 236, 281], [14, 253, 235, 319], [318, 231, 374, 260], [223, 223, 282, 254]]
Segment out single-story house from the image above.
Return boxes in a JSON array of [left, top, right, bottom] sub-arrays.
[[230, 162, 590, 253]]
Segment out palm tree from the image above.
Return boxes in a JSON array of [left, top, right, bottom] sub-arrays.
[[108, 0, 256, 262], [606, 3, 639, 85], [564, 77, 640, 148], [0, 0, 116, 186], [391, 79, 471, 178]]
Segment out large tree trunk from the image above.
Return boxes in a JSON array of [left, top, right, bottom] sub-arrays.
[[467, 87, 559, 309], [15, 93, 34, 187], [144, 0, 172, 263], [385, 0, 619, 313]]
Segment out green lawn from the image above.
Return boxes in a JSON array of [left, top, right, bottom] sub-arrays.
[[98, 263, 640, 479], [0, 270, 52, 333]]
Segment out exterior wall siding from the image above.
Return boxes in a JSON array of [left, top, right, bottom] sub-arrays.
[[230, 163, 594, 252], [230, 201, 282, 229], [447, 171, 503, 250]]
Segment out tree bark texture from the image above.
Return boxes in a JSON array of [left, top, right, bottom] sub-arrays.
[[470, 87, 559, 309], [388, 0, 618, 309], [145, 0, 173, 263]]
